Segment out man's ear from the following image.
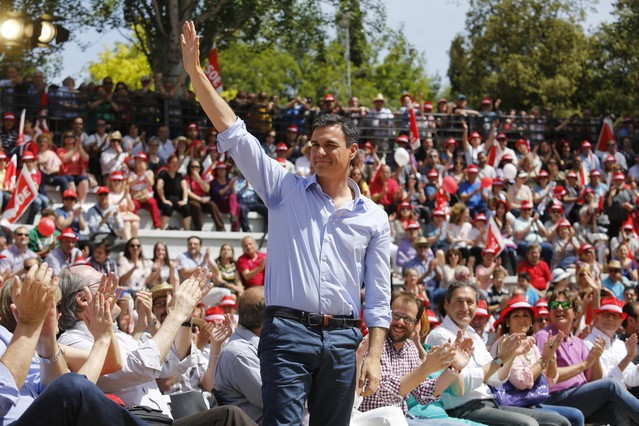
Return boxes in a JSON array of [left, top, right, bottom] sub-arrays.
[[349, 143, 358, 161]]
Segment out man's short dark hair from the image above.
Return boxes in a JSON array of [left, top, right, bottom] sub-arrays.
[[188, 236, 202, 245], [391, 291, 425, 321], [623, 301, 639, 328], [312, 114, 358, 147], [518, 272, 531, 281], [445, 281, 479, 304], [238, 287, 266, 331]]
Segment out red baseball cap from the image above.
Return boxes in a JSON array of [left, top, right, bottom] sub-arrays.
[[594, 297, 627, 320], [63, 189, 78, 199], [475, 300, 489, 317], [57, 228, 78, 241], [276, 143, 288, 152]]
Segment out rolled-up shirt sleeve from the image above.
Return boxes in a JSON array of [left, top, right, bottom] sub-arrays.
[[159, 344, 195, 378], [217, 118, 287, 208], [411, 377, 440, 406], [363, 216, 392, 328]]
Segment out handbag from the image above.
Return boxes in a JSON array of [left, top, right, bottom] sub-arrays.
[[132, 188, 151, 202], [489, 373, 549, 407], [126, 406, 173, 425]]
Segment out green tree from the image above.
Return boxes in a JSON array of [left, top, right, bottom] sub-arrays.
[[582, 0, 639, 115], [448, 0, 590, 112], [88, 41, 152, 90]]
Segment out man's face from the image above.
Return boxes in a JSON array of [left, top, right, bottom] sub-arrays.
[[380, 165, 391, 181], [73, 118, 84, 133], [608, 141, 617, 153], [470, 314, 488, 335], [373, 100, 384, 111], [527, 248, 540, 265], [153, 296, 169, 323], [389, 298, 419, 345], [242, 238, 257, 256], [310, 125, 356, 180], [625, 307, 639, 336], [478, 152, 486, 167], [520, 207, 532, 219], [3, 118, 15, 131], [13, 228, 29, 248], [157, 126, 169, 140], [416, 245, 429, 260], [444, 286, 477, 328], [467, 171, 478, 183], [60, 238, 76, 255], [549, 296, 575, 330], [596, 311, 623, 336], [625, 289, 637, 303], [187, 238, 201, 256]]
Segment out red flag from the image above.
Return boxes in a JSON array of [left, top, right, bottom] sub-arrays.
[[596, 117, 615, 153], [370, 155, 386, 184], [204, 44, 223, 93], [486, 218, 506, 256], [408, 108, 421, 150], [1, 164, 38, 224], [579, 164, 589, 188], [487, 144, 498, 167], [3, 154, 17, 192]]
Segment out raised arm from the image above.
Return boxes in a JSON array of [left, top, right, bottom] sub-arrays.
[[181, 21, 236, 132]]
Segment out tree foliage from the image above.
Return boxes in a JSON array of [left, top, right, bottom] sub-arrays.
[[87, 41, 152, 90], [448, 0, 590, 112], [583, 0, 639, 115]]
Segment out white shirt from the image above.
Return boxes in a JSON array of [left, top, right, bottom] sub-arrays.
[[583, 327, 639, 387], [425, 315, 506, 409], [158, 138, 174, 162], [58, 321, 195, 417]]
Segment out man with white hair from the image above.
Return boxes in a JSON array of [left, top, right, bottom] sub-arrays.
[[57, 266, 256, 424]]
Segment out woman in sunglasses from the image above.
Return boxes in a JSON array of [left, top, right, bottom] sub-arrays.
[[489, 295, 579, 425], [536, 289, 639, 424]]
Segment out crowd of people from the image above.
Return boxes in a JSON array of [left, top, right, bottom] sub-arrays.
[[5, 59, 639, 425]]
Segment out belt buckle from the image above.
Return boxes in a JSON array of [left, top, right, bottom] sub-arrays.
[[307, 313, 323, 327]]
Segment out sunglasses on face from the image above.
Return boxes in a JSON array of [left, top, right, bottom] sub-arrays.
[[549, 300, 573, 310]]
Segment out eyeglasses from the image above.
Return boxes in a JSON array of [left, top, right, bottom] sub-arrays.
[[15, 233, 28, 237], [536, 317, 548, 323], [97, 193, 108, 197], [190, 165, 201, 169], [392, 313, 417, 324], [130, 244, 141, 248], [63, 197, 76, 201], [609, 268, 621, 273], [551, 211, 561, 214], [96, 123, 106, 127], [549, 300, 573, 310]]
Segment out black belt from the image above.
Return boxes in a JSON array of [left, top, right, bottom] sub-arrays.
[[266, 306, 362, 329]]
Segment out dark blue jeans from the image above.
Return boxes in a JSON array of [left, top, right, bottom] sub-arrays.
[[259, 315, 362, 426], [545, 378, 639, 425], [11, 373, 145, 426]]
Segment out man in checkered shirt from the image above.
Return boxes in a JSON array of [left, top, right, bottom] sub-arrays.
[[360, 292, 473, 424]]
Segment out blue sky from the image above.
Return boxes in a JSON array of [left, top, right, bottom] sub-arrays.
[[56, 1, 616, 85]]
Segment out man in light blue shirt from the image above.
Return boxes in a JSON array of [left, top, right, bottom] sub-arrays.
[[215, 287, 265, 423], [182, 21, 391, 426]]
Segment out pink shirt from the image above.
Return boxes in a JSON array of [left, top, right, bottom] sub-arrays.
[[491, 335, 558, 390]]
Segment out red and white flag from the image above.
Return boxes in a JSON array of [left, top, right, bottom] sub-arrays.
[[485, 217, 506, 256], [408, 108, 421, 151], [370, 155, 386, 184], [579, 163, 589, 188], [3, 154, 17, 192], [202, 153, 214, 182], [595, 117, 615, 154], [204, 44, 223, 93], [487, 144, 499, 167], [1, 164, 38, 225], [16, 109, 26, 147]]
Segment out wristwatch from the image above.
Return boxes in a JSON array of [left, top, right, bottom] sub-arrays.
[[181, 317, 193, 327], [493, 356, 504, 367], [38, 346, 63, 364], [538, 358, 548, 369]]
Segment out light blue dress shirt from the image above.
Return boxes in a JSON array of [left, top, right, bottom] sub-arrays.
[[0, 325, 43, 425], [218, 119, 391, 327]]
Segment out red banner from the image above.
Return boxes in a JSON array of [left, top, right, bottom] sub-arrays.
[[204, 44, 223, 93], [596, 117, 615, 153], [1, 164, 38, 224], [486, 217, 506, 256], [408, 108, 421, 150], [3, 154, 17, 192]]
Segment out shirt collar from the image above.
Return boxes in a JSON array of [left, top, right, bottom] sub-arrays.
[[303, 174, 365, 212], [441, 315, 475, 338], [235, 325, 260, 349], [590, 326, 615, 347]]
